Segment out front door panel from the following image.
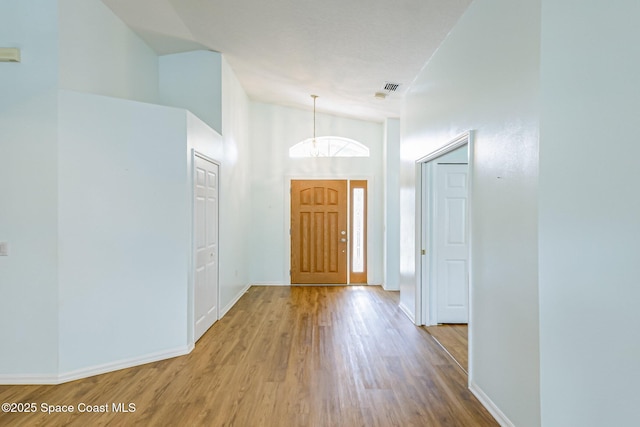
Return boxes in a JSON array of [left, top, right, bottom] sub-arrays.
[[291, 180, 347, 284]]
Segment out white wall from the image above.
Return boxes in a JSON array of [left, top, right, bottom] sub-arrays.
[[249, 103, 384, 285], [59, 0, 159, 103], [56, 57, 251, 376], [58, 91, 191, 373], [400, 0, 540, 425], [160, 51, 223, 134], [1, 0, 253, 382], [383, 119, 401, 291], [218, 57, 252, 312], [539, 1, 640, 425], [56, 2, 252, 373], [54, 0, 199, 376], [0, 0, 60, 378]]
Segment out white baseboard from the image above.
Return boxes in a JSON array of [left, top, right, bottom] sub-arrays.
[[469, 381, 515, 427], [398, 301, 415, 323], [219, 283, 252, 318], [249, 282, 289, 286], [58, 345, 192, 384], [0, 345, 193, 385], [1, 283, 256, 385], [0, 373, 60, 385], [2, 283, 262, 385]]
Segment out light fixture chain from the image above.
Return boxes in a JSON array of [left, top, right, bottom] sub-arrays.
[[310, 94, 319, 157], [312, 94, 318, 139]]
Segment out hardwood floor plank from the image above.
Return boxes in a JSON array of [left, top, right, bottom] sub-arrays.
[[425, 324, 469, 372], [0, 286, 495, 426]]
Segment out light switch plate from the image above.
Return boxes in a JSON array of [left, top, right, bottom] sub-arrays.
[[0, 242, 8, 256], [0, 48, 20, 62]]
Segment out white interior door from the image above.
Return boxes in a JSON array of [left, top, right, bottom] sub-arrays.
[[421, 161, 432, 325], [435, 163, 469, 323], [194, 155, 219, 341]]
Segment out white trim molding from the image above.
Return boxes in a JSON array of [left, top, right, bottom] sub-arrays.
[[0, 345, 193, 385], [219, 283, 252, 318], [469, 381, 515, 427], [0, 373, 60, 385], [398, 301, 416, 323], [416, 131, 473, 164]]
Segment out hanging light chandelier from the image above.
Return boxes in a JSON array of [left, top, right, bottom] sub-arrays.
[[286, 94, 369, 158], [310, 94, 319, 157]]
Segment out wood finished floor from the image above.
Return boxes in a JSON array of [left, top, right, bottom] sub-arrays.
[[0, 286, 496, 426], [425, 325, 468, 373]]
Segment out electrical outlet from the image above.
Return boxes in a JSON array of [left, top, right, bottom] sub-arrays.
[[0, 242, 8, 256]]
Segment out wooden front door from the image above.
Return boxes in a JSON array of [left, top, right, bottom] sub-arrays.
[[291, 180, 348, 284]]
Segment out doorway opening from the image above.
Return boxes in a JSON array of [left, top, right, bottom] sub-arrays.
[[290, 179, 368, 285], [417, 132, 473, 371]]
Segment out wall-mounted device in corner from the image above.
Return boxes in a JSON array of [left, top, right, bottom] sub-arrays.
[[0, 48, 21, 62]]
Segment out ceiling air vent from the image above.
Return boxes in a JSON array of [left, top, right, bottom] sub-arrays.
[[383, 82, 401, 92]]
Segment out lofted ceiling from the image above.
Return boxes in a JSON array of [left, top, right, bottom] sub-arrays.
[[101, 0, 472, 123]]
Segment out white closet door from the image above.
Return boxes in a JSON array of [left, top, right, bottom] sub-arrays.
[[194, 155, 219, 341], [435, 163, 469, 323]]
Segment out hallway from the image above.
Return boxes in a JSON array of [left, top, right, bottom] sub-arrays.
[[0, 286, 495, 426]]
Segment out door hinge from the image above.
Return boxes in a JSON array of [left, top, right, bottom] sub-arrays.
[[289, 269, 291, 276], [421, 249, 426, 255]]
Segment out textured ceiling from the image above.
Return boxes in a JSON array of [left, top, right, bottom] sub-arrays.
[[101, 0, 472, 122]]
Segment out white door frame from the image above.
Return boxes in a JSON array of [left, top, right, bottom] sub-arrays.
[[415, 131, 474, 326], [190, 150, 221, 345]]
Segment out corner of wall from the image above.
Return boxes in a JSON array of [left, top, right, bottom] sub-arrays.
[[159, 50, 223, 134], [0, 0, 60, 378]]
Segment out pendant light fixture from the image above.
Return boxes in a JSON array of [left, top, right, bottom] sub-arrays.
[[288, 94, 370, 158], [310, 94, 319, 157]]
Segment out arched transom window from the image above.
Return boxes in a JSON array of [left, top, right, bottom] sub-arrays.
[[289, 136, 370, 158]]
